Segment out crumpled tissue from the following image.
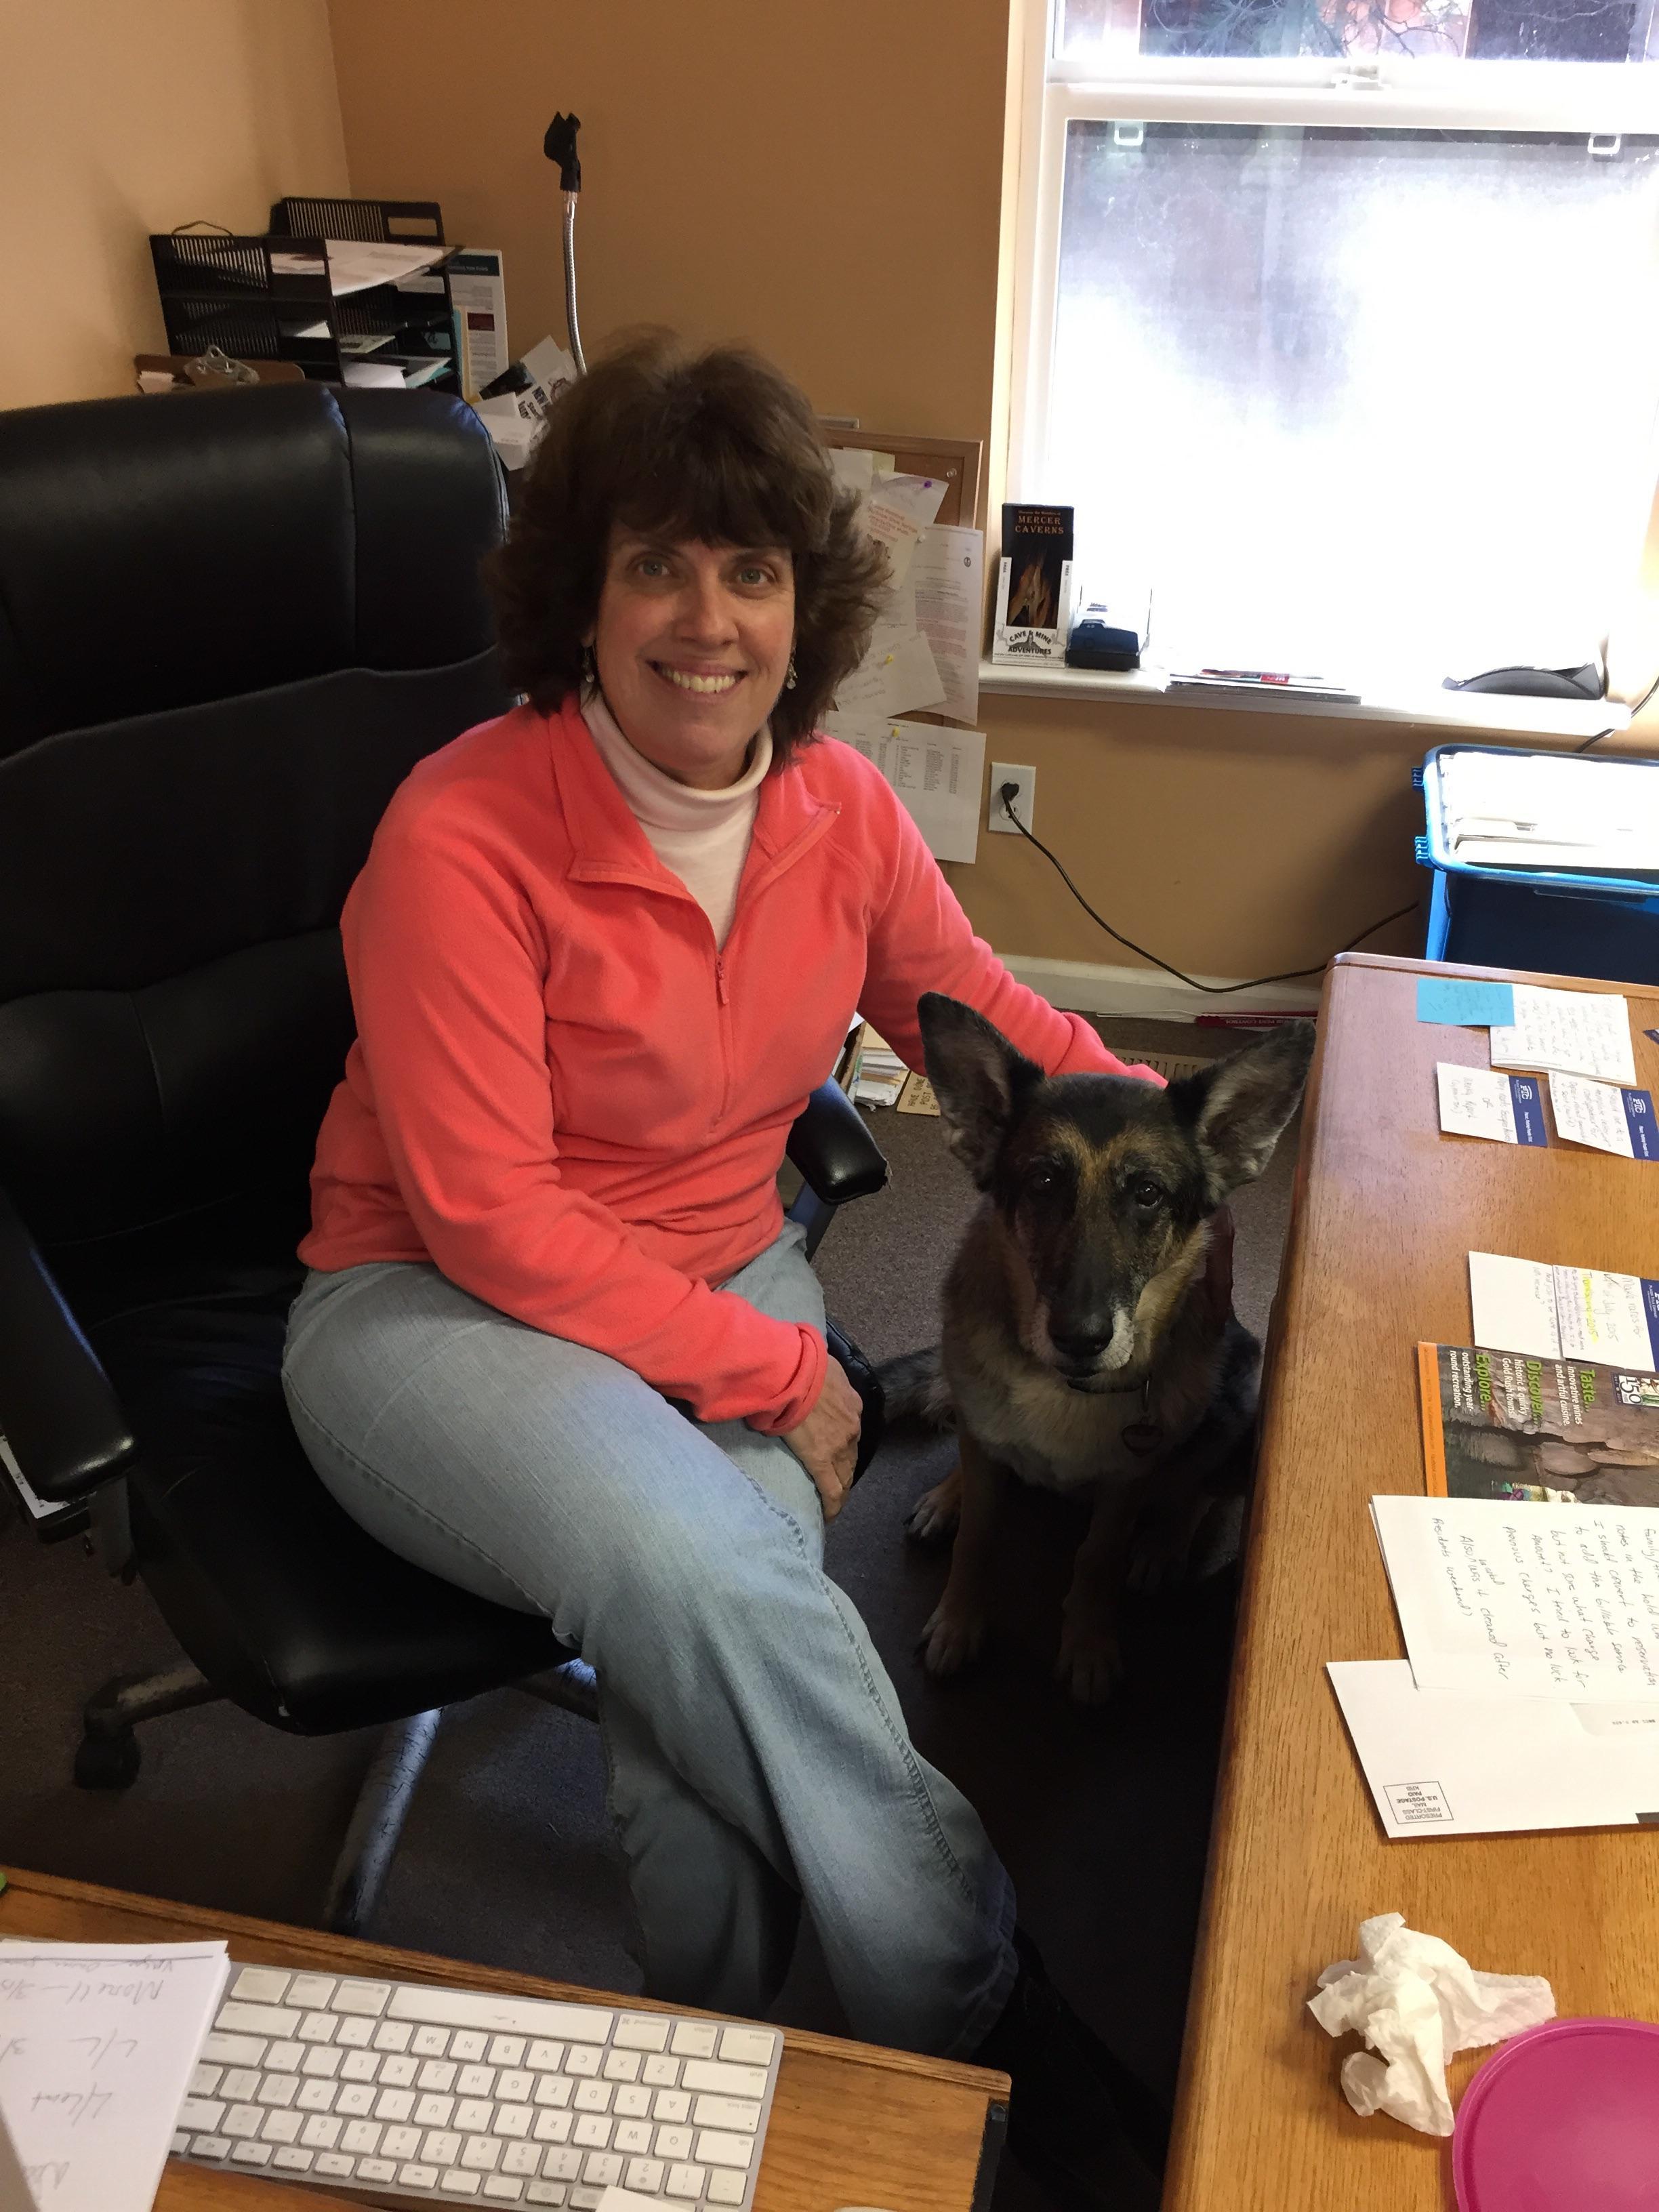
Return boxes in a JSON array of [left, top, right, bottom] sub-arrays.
[[1307, 1911, 1555, 2136]]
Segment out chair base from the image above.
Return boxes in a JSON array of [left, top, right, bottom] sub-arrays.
[[75, 1661, 224, 1788]]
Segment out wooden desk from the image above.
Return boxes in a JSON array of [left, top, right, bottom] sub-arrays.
[[1167, 953, 1659, 2210], [0, 1866, 1007, 2212]]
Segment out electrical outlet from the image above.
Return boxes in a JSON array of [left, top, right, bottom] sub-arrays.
[[989, 762, 1036, 835]]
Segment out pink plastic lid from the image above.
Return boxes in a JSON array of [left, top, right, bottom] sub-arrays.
[[1454, 2017, 1659, 2211]]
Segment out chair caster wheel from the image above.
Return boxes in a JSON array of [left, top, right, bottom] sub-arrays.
[[74, 1730, 140, 1789]]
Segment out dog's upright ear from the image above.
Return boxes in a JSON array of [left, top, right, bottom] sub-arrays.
[[918, 993, 1044, 1188], [1166, 1019, 1316, 1204]]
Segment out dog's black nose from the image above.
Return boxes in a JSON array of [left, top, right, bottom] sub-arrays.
[[1050, 1329, 1111, 1366]]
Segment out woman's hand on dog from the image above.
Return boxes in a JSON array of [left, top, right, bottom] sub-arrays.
[[777, 1354, 861, 1522]]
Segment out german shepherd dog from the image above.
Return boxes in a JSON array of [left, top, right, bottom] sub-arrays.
[[882, 995, 1315, 1702]]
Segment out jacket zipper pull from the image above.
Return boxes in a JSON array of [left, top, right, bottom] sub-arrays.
[[714, 956, 729, 1006]]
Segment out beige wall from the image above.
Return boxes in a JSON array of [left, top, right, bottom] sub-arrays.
[[0, 0, 348, 412]]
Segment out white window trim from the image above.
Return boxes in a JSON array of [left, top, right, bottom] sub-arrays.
[[1004, 2, 1659, 708]]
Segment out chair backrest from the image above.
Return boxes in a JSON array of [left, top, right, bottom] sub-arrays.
[[0, 384, 510, 1297]]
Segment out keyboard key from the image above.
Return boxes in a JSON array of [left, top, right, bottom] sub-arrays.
[[654, 2127, 693, 2160], [220, 2069, 261, 2102], [541, 2147, 583, 2179], [495, 2104, 534, 2139], [463, 2135, 504, 2170], [485, 2182, 527, 2203], [614, 2121, 653, 2154], [300, 2115, 344, 2150], [337, 2015, 377, 2049], [377, 2087, 417, 2123], [341, 2117, 382, 2150], [189, 2063, 223, 2097], [231, 2141, 273, 2165], [602, 2051, 642, 2085], [572, 2114, 613, 2148], [360, 2160, 398, 2183], [266, 2040, 304, 2074], [696, 2131, 755, 2170], [382, 2054, 420, 2088], [653, 2092, 691, 2125], [451, 2030, 490, 2062], [273, 2147, 315, 2171], [574, 2083, 613, 2114], [565, 2047, 602, 2078], [693, 2095, 761, 2133], [331, 1979, 392, 2016], [298, 2011, 340, 2045], [498, 2069, 534, 2104], [664, 2165, 706, 2200], [583, 2152, 623, 2185], [420, 2058, 459, 2092], [641, 2056, 680, 2088], [374, 2018, 415, 2053], [340, 2049, 381, 2082], [171, 2131, 191, 2154], [459, 2064, 497, 2097], [707, 2175, 746, 2207], [504, 2141, 543, 2173], [178, 2099, 226, 2132], [534, 2110, 575, 2144], [456, 2098, 495, 2133], [337, 2083, 377, 2117], [413, 2026, 453, 2057], [626, 2159, 665, 2193], [230, 1967, 291, 2004], [489, 2035, 527, 2067], [384, 2123, 424, 2158], [287, 1973, 337, 2009], [613, 2015, 671, 2053], [296, 2081, 338, 2112], [669, 2024, 718, 2060], [401, 2169, 442, 2190], [527, 2041, 565, 2072], [256, 2076, 299, 2108], [570, 2190, 605, 2211], [260, 2110, 303, 2145], [417, 2092, 457, 2127], [301, 2047, 342, 2078], [191, 2135, 232, 2160], [534, 2076, 573, 2108], [223, 2105, 263, 2139], [218, 2001, 301, 2038], [388, 1988, 615, 2044], [526, 2187, 568, 2207], [681, 2060, 766, 2101], [316, 2152, 356, 2177], [717, 2028, 775, 2067], [424, 2128, 464, 2165], [441, 2173, 483, 2196], [201, 2031, 266, 2067]]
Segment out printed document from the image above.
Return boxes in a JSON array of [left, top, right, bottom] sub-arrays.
[[822, 713, 984, 864], [1488, 985, 1636, 1084], [0, 1942, 229, 2211], [909, 525, 983, 724], [1372, 1492, 1659, 1702], [1328, 1659, 1659, 1838]]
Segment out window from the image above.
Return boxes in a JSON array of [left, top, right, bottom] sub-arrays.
[[1009, 3, 1659, 693]]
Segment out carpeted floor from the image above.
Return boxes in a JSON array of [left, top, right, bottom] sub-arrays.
[[0, 1017, 1299, 2207]]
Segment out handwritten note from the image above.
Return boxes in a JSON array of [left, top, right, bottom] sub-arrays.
[[1435, 1063, 1547, 1147], [1373, 1494, 1659, 1702], [1469, 1250, 1659, 1371], [1549, 1072, 1658, 1161], [1489, 984, 1637, 1084], [0, 1943, 228, 2211]]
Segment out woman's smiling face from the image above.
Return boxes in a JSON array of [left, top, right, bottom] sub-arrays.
[[590, 529, 796, 789]]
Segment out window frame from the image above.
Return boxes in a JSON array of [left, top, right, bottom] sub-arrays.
[[1006, 1, 1659, 611]]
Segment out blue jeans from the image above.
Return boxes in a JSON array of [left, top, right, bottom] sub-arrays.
[[280, 1223, 1016, 2056]]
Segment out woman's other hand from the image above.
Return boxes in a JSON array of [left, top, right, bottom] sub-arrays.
[[778, 1355, 862, 1522]]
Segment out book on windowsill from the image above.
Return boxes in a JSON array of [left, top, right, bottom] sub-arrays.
[[1168, 668, 1360, 705]]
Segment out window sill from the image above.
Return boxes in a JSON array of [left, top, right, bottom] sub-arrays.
[[977, 659, 1628, 743]]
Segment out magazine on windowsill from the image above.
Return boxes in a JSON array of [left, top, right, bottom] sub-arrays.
[[1417, 1340, 1659, 1509]]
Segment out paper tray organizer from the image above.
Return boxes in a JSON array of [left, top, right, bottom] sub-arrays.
[[1415, 743, 1659, 988]]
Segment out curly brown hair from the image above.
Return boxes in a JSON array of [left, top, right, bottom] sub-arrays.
[[486, 331, 889, 766]]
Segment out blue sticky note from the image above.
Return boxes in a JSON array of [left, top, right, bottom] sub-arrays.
[[1416, 978, 1515, 1027]]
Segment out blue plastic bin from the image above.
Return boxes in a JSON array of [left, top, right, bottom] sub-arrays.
[[1416, 744, 1659, 986]]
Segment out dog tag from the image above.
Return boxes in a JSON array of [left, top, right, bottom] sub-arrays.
[[1121, 1421, 1162, 1454]]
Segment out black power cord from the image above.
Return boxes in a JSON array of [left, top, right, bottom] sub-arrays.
[[1576, 673, 1659, 753], [993, 783, 1420, 996]]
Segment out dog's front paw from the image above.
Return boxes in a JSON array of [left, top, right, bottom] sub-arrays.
[[1126, 1517, 1195, 1594], [919, 1601, 987, 1679], [1056, 1615, 1124, 1704], [905, 1465, 962, 1546]]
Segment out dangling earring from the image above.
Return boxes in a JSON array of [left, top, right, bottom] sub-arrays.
[[784, 653, 798, 691], [581, 642, 597, 687]]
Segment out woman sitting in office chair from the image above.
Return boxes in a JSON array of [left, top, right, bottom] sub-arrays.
[[281, 331, 1171, 2210]]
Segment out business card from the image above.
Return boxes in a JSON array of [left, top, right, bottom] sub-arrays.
[[1550, 1072, 1657, 1161], [1437, 1063, 1548, 1147]]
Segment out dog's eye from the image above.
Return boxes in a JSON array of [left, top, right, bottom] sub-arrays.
[[1131, 1177, 1164, 1210], [1025, 1162, 1063, 1196]]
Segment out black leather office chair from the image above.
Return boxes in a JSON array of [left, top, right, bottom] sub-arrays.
[[0, 384, 887, 1931]]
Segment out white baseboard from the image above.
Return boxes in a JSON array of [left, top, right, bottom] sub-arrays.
[[1000, 954, 1322, 1022]]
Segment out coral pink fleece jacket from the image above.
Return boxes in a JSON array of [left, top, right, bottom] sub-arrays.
[[299, 697, 1160, 1430]]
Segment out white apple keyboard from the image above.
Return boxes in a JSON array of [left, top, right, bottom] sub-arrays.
[[169, 1961, 782, 2208]]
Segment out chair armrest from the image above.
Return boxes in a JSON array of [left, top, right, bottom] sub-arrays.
[[0, 1184, 138, 1502], [786, 1081, 890, 1206]]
